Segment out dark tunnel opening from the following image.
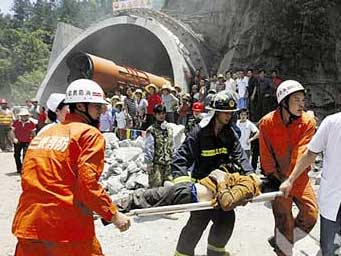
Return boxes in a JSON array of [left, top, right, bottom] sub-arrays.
[[76, 24, 174, 81]]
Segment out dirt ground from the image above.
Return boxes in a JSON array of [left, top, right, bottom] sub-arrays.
[[1, 152, 321, 256]]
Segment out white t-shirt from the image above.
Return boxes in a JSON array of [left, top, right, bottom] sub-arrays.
[[236, 119, 258, 150], [236, 77, 248, 98], [225, 78, 237, 93], [115, 111, 126, 129], [308, 113, 341, 221]]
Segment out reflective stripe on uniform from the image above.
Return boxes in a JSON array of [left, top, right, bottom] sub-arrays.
[[207, 243, 227, 253], [172, 176, 195, 184], [0, 112, 12, 126], [174, 250, 191, 256], [201, 147, 228, 157]]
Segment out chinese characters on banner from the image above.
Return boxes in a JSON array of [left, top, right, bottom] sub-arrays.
[[113, 0, 153, 11]]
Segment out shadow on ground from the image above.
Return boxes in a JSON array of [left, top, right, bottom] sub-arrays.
[[5, 172, 20, 177]]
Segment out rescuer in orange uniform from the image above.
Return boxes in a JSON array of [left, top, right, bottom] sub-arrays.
[[12, 79, 130, 256], [259, 80, 318, 256]]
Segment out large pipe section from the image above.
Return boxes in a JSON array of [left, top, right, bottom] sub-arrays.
[[66, 52, 171, 91]]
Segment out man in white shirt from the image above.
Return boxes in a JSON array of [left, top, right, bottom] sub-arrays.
[[215, 74, 226, 92], [114, 102, 126, 129], [224, 71, 237, 93], [236, 71, 248, 109], [236, 108, 259, 160], [280, 112, 341, 255]]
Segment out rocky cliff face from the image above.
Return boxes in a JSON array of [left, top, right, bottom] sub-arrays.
[[163, 0, 341, 82]]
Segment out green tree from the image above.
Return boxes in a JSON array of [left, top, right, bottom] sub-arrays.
[[12, 0, 33, 28], [29, 0, 58, 46], [1, 0, 116, 102], [11, 69, 46, 104], [57, 0, 80, 26]]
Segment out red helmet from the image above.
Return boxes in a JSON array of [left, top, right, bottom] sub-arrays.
[[0, 98, 7, 104], [192, 102, 204, 113]]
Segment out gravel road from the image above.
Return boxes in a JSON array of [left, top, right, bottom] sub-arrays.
[[0, 152, 321, 256]]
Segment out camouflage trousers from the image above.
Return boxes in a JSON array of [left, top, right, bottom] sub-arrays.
[[0, 125, 12, 151], [149, 163, 172, 188]]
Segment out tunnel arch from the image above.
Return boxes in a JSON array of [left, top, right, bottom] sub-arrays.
[[37, 14, 195, 103]]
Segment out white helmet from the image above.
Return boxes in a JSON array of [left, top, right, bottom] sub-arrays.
[[276, 80, 305, 104], [64, 79, 107, 104], [46, 93, 65, 112]]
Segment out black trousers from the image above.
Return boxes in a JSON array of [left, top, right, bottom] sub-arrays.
[[251, 139, 259, 170], [14, 142, 29, 172], [176, 209, 235, 256], [116, 183, 194, 212]]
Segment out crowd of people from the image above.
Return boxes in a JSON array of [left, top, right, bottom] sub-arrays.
[[1, 67, 340, 256]]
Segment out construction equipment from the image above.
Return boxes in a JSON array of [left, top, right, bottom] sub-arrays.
[[66, 52, 171, 92], [101, 191, 283, 225]]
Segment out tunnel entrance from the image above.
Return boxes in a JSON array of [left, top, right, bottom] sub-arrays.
[[76, 24, 174, 81], [37, 14, 200, 103]]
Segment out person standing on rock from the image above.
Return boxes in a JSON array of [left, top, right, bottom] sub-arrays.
[[144, 104, 173, 187], [172, 91, 254, 256], [259, 80, 318, 256], [12, 79, 130, 256], [280, 111, 341, 256]]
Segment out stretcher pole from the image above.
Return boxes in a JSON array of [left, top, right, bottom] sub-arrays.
[[100, 191, 284, 223], [127, 191, 284, 217], [127, 201, 214, 217], [247, 191, 284, 203]]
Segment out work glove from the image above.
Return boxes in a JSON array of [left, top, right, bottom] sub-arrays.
[[217, 173, 260, 211], [208, 169, 226, 184], [199, 176, 217, 194]]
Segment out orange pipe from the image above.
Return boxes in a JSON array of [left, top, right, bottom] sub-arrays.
[[86, 53, 170, 91]]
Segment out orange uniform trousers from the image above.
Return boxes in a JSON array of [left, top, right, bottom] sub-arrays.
[[15, 237, 103, 256], [271, 182, 318, 256]]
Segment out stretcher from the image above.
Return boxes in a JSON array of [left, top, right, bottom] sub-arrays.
[[126, 191, 283, 217], [101, 191, 283, 225]]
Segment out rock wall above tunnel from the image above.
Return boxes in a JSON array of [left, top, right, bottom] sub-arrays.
[[163, 0, 341, 82]]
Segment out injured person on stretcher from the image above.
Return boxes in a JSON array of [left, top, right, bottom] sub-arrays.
[[113, 165, 263, 213]]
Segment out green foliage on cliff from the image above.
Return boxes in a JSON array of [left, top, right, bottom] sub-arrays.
[[0, 0, 113, 104]]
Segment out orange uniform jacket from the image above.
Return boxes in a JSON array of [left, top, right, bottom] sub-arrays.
[[12, 113, 117, 242], [259, 109, 316, 195]]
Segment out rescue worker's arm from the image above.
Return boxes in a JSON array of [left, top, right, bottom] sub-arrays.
[[280, 150, 317, 197], [290, 117, 316, 166], [172, 126, 200, 182], [281, 115, 324, 197], [230, 133, 254, 175], [258, 120, 277, 176], [74, 130, 119, 222]]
